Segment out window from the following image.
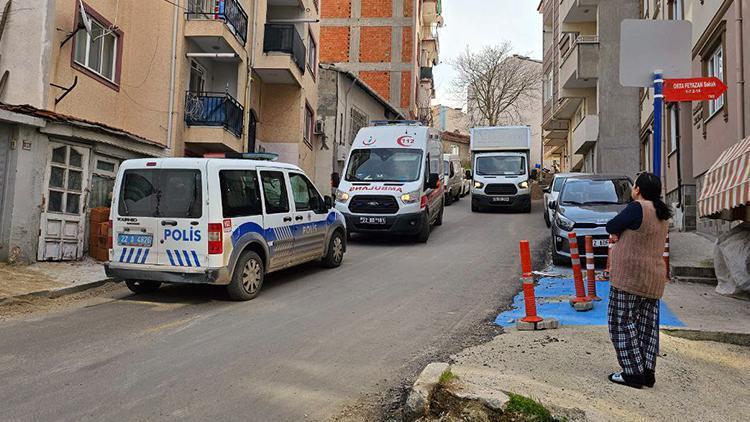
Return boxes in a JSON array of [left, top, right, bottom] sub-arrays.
[[668, 104, 679, 154], [552, 177, 567, 192], [47, 145, 86, 215], [307, 31, 317, 77], [450, 145, 459, 156], [73, 12, 119, 83], [707, 44, 724, 117], [642, 137, 651, 172], [118, 169, 203, 218], [543, 71, 553, 103], [560, 179, 632, 205], [475, 156, 526, 176], [220, 170, 262, 217], [260, 171, 290, 214], [289, 173, 323, 212], [304, 104, 314, 150], [346, 149, 424, 182], [89, 157, 119, 209]]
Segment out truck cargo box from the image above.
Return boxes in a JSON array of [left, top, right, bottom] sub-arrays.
[[470, 126, 531, 152]]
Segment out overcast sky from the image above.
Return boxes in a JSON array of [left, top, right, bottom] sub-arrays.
[[433, 0, 543, 107]]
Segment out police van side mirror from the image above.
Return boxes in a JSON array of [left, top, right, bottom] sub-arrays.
[[324, 195, 334, 210], [427, 173, 440, 189]]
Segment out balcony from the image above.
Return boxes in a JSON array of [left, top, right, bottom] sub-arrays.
[[256, 24, 306, 85], [560, 0, 598, 26], [422, 0, 442, 25], [185, 0, 249, 51], [420, 67, 433, 80], [559, 36, 599, 90], [420, 28, 439, 66], [571, 114, 599, 154], [184, 91, 245, 152]]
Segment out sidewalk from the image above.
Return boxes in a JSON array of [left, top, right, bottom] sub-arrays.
[[0, 258, 109, 302]]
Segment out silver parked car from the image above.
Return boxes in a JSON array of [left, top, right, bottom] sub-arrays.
[[543, 172, 590, 227], [443, 156, 463, 205]]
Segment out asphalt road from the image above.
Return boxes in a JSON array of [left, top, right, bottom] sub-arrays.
[[0, 199, 549, 422]]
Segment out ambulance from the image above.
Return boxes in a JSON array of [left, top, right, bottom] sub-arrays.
[[105, 156, 347, 301], [333, 121, 445, 242]]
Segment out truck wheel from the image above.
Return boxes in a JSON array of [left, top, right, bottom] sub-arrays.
[[228, 251, 265, 301], [125, 280, 161, 294], [416, 213, 431, 243], [321, 230, 345, 268]]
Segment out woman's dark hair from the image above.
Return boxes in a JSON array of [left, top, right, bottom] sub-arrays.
[[635, 172, 672, 221]]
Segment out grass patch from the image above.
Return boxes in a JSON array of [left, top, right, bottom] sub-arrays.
[[505, 393, 555, 422], [438, 369, 458, 385]]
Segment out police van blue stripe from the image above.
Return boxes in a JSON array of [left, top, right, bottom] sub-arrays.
[[133, 249, 142, 265], [119, 248, 128, 263], [191, 251, 201, 267], [141, 248, 150, 264], [182, 250, 192, 267], [174, 250, 184, 266], [167, 250, 176, 266], [126, 248, 135, 263]]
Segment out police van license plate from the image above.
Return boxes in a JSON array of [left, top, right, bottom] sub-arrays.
[[593, 239, 609, 247], [491, 197, 511, 203], [360, 217, 386, 225], [118, 233, 153, 247]]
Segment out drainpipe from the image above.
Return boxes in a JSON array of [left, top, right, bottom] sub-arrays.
[[166, 0, 180, 152], [736, 0, 746, 138]]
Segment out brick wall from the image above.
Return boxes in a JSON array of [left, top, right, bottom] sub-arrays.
[[360, 71, 391, 100], [401, 27, 412, 62], [320, 26, 350, 63], [322, 0, 351, 18], [361, 0, 392, 18], [400, 71, 411, 108], [359, 26, 392, 62], [404, 0, 413, 17]]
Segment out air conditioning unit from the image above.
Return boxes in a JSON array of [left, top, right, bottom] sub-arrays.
[[314, 119, 325, 134]]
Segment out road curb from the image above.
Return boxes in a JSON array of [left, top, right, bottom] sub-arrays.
[[404, 362, 450, 421], [0, 279, 116, 305], [662, 328, 750, 347]]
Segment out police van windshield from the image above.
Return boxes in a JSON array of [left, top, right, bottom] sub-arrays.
[[345, 149, 423, 182], [118, 169, 202, 218], [475, 156, 526, 176]]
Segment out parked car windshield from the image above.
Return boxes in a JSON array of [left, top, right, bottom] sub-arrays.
[[552, 176, 567, 192], [345, 148, 423, 182], [560, 178, 632, 205], [475, 156, 526, 176]]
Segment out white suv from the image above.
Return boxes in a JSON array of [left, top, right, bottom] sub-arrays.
[[105, 157, 347, 301]]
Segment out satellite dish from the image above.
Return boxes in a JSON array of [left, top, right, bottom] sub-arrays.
[[78, 0, 92, 37]]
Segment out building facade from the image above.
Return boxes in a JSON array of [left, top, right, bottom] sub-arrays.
[[431, 105, 469, 136], [315, 64, 403, 193], [441, 131, 470, 168], [639, 0, 750, 236], [539, 0, 641, 175], [319, 0, 442, 120], [0, 0, 321, 263]]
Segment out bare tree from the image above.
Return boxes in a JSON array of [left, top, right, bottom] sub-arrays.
[[451, 43, 541, 127]]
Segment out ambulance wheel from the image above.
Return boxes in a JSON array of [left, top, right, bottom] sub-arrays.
[[228, 251, 265, 301], [416, 214, 431, 243], [125, 280, 161, 294], [322, 230, 345, 268], [434, 204, 444, 226]]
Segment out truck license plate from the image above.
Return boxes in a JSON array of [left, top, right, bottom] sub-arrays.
[[118, 233, 153, 247], [491, 197, 511, 203], [593, 239, 609, 248], [360, 217, 386, 225]]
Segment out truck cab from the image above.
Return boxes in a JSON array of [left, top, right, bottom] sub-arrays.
[[470, 126, 532, 213]]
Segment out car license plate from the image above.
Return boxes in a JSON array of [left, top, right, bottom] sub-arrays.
[[118, 233, 153, 247], [491, 196, 511, 203], [360, 217, 386, 225], [593, 239, 609, 248]]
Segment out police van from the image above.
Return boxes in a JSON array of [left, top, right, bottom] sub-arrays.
[[333, 121, 444, 242], [105, 156, 347, 301]]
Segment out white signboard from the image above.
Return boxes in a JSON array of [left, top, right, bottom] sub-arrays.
[[620, 19, 692, 87]]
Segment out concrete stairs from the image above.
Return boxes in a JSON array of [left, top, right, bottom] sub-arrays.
[[671, 262, 717, 285]]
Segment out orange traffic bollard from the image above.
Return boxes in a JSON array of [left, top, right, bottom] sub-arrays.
[[568, 232, 592, 310], [585, 236, 601, 301], [664, 233, 670, 281], [520, 275, 543, 323], [519, 240, 532, 276]]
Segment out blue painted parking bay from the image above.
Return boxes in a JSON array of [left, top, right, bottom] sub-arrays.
[[495, 277, 685, 327]]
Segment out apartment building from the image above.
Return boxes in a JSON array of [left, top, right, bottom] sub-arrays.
[[431, 105, 469, 136], [0, 0, 320, 263], [639, 0, 750, 236], [319, 0, 442, 120], [539, 0, 641, 175]]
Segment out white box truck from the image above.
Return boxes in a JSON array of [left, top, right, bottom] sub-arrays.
[[470, 126, 532, 213]]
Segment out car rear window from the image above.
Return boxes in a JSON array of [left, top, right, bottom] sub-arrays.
[[118, 169, 202, 218]]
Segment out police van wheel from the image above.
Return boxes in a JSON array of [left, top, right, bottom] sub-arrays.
[[125, 280, 161, 294], [322, 231, 345, 268], [228, 251, 265, 301]]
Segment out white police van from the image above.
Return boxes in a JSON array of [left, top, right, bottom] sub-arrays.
[[105, 156, 347, 301], [333, 121, 444, 242]]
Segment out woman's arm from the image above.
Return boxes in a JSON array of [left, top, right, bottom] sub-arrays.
[[606, 202, 643, 235]]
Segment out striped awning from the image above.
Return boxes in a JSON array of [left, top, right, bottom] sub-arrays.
[[698, 136, 750, 217]]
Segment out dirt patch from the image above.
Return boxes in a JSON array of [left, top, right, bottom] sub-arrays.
[[0, 264, 63, 298], [0, 282, 122, 320]]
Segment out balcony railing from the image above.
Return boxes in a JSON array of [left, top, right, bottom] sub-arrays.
[[186, 0, 249, 45], [263, 24, 306, 74], [420, 67, 433, 80], [184, 91, 244, 138]]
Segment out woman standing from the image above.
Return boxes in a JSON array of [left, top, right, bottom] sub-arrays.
[[605, 172, 672, 389]]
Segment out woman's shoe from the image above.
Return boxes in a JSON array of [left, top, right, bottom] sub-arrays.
[[608, 372, 644, 389], [643, 369, 655, 388]]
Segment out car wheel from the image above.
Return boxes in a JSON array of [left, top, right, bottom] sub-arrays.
[[471, 202, 480, 212], [524, 203, 532, 213], [416, 213, 431, 243], [125, 280, 161, 294], [321, 230, 345, 268], [552, 249, 569, 266], [454, 191, 460, 202], [544, 210, 551, 228], [445, 194, 453, 206], [434, 203, 444, 226], [228, 251, 265, 301]]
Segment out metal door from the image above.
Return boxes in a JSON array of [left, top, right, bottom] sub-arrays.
[[288, 172, 328, 264], [259, 169, 294, 271], [38, 143, 90, 261]]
